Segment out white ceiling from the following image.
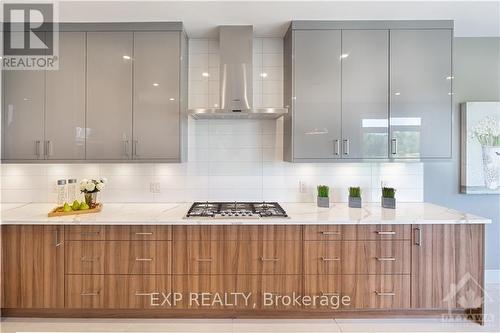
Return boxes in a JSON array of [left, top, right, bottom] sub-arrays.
[[57, 1, 500, 37]]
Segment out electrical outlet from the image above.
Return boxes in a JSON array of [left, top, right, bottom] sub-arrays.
[[299, 181, 307, 193]]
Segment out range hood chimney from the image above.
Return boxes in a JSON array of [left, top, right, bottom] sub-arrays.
[[189, 26, 287, 119]]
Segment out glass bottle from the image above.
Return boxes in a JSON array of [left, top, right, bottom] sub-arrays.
[[67, 179, 78, 203], [56, 179, 67, 205]]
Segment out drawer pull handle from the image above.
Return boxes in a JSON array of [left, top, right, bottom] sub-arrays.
[[80, 292, 100, 296], [195, 258, 213, 262], [260, 257, 280, 262], [376, 257, 396, 261], [80, 256, 100, 262], [135, 232, 153, 235], [135, 258, 153, 262], [320, 231, 341, 235], [376, 231, 396, 235], [135, 292, 152, 296], [321, 257, 340, 261], [320, 292, 340, 296], [80, 231, 101, 236], [375, 291, 396, 297]]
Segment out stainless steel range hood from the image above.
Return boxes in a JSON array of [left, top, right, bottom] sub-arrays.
[[189, 26, 287, 119]]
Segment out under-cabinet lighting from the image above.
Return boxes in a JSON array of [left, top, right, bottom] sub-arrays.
[[152, 83, 159, 87], [202, 72, 210, 77], [340, 54, 349, 59], [169, 98, 175, 101], [122, 55, 131, 60], [260, 72, 268, 78]]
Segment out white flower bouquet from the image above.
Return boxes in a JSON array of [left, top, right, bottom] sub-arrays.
[[472, 116, 500, 146], [80, 178, 107, 194], [80, 178, 107, 208]]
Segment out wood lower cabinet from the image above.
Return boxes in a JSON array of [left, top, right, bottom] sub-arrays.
[[411, 224, 484, 309], [342, 275, 411, 309], [66, 275, 170, 309], [1, 225, 64, 308], [0, 224, 485, 320]]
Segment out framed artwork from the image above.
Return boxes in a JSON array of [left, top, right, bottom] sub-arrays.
[[461, 102, 500, 194]]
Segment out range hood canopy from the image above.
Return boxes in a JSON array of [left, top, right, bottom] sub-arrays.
[[189, 25, 287, 119]]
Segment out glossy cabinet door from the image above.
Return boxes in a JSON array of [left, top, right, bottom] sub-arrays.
[[293, 30, 342, 159], [45, 32, 86, 160], [86, 32, 133, 160], [133, 32, 180, 160], [341, 30, 389, 159], [390, 29, 452, 159], [2, 33, 45, 160]]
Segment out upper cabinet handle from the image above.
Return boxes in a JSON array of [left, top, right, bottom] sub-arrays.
[[123, 140, 130, 157], [391, 138, 397, 155], [343, 139, 349, 155], [133, 140, 139, 157], [35, 140, 41, 157], [333, 139, 340, 156]]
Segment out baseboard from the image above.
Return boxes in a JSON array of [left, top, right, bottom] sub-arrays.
[[485, 269, 500, 284]]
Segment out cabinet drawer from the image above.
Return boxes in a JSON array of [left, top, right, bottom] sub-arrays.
[[342, 241, 410, 274], [173, 226, 301, 241], [304, 275, 342, 310], [172, 241, 301, 274], [304, 241, 341, 274], [172, 275, 302, 310], [304, 226, 343, 241], [65, 226, 171, 240], [342, 225, 411, 240], [342, 274, 410, 309], [304, 225, 410, 240], [66, 275, 170, 308], [65, 241, 171, 274]]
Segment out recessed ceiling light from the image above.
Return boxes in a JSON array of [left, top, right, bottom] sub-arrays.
[[152, 83, 159, 87], [260, 72, 268, 78], [214, 104, 219, 107], [122, 55, 131, 60], [340, 54, 349, 59], [169, 98, 175, 101], [446, 76, 454, 80], [448, 92, 454, 95], [202, 72, 210, 77], [394, 92, 401, 96]]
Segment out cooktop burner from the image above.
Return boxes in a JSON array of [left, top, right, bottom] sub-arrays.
[[185, 202, 288, 219]]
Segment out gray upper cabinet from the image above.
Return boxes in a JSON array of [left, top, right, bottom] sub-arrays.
[[341, 30, 389, 159], [2, 32, 45, 161], [390, 29, 452, 159], [86, 32, 133, 160], [133, 32, 180, 160], [45, 32, 86, 160], [292, 30, 342, 159]]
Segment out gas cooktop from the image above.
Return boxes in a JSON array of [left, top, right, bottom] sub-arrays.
[[185, 202, 288, 219]]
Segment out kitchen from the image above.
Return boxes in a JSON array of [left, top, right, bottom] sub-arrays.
[[1, 1, 499, 332]]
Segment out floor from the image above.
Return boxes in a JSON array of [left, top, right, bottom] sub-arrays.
[[1, 285, 498, 333]]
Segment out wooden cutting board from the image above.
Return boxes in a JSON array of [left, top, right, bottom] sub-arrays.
[[48, 203, 103, 217]]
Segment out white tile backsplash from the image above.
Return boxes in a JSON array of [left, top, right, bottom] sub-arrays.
[[1, 118, 424, 204]]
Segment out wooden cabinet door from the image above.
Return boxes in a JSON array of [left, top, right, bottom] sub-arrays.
[[411, 224, 484, 309], [1, 225, 64, 308]]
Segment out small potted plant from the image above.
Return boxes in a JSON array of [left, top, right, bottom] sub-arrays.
[[80, 178, 107, 208], [381, 187, 396, 209], [348, 187, 362, 208], [317, 185, 330, 208]]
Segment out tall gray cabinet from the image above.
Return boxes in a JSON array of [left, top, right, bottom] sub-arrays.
[[283, 21, 453, 162], [2, 32, 85, 160], [2, 23, 188, 163]]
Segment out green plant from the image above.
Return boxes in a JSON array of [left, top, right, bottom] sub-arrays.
[[317, 185, 329, 198], [349, 187, 361, 198], [382, 187, 396, 199]]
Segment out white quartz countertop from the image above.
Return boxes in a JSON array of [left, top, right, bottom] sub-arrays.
[[0, 202, 491, 225]]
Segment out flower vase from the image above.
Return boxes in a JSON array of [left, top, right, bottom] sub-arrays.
[[84, 192, 98, 208], [481, 145, 500, 190]]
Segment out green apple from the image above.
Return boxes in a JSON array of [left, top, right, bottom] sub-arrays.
[[63, 203, 72, 212], [79, 202, 90, 210], [71, 200, 80, 211]]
